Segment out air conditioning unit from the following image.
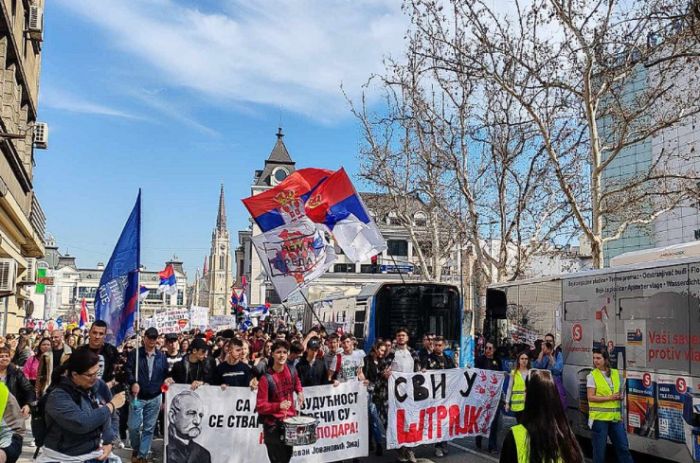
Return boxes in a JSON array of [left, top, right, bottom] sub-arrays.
[[27, 4, 43, 41], [33, 122, 48, 149], [0, 259, 17, 293], [20, 257, 37, 284]]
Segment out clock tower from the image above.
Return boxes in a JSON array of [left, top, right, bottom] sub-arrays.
[[207, 185, 233, 315]]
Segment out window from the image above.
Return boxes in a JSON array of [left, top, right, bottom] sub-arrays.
[[265, 288, 281, 305], [387, 213, 403, 226], [360, 264, 375, 273], [219, 255, 224, 269], [177, 290, 184, 306], [414, 212, 427, 227], [77, 287, 97, 299], [333, 263, 356, 273], [146, 290, 163, 301], [387, 240, 408, 256]]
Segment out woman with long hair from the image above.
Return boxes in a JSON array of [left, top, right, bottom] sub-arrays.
[[37, 348, 127, 463], [22, 337, 51, 389], [500, 369, 583, 463], [504, 350, 531, 423], [363, 339, 390, 456], [587, 348, 633, 463]]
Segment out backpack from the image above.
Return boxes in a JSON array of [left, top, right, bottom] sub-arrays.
[[264, 366, 298, 400], [31, 383, 82, 456]]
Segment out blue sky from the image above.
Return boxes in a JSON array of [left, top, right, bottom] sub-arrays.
[[35, 0, 408, 277]]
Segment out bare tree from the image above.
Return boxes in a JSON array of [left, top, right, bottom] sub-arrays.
[[348, 26, 576, 327], [406, 0, 700, 267]]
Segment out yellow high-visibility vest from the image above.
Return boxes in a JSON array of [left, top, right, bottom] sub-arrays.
[[512, 424, 563, 463], [589, 368, 621, 422], [510, 370, 526, 412], [0, 382, 8, 423]]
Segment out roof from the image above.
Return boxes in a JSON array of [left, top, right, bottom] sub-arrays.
[[254, 128, 296, 187]]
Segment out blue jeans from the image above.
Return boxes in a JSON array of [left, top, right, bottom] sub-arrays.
[[591, 420, 634, 463], [368, 401, 386, 446], [128, 395, 162, 458]]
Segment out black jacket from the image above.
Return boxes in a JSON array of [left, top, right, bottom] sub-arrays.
[[171, 358, 213, 385], [3, 364, 36, 407], [76, 343, 120, 382], [296, 355, 330, 387]]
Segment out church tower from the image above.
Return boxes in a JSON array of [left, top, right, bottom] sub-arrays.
[[207, 185, 233, 315]]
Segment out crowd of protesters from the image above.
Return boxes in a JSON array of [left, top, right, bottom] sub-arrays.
[[0, 321, 634, 463]]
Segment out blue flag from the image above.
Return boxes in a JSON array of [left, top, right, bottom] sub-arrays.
[[95, 191, 141, 345]]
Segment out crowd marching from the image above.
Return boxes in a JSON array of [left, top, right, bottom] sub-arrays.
[[0, 320, 634, 463]]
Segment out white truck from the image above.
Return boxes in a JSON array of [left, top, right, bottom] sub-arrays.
[[487, 254, 700, 462]]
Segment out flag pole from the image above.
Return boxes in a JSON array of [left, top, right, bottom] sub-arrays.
[[135, 189, 142, 385]]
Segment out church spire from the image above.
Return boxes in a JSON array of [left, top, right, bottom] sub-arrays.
[[216, 184, 227, 231]]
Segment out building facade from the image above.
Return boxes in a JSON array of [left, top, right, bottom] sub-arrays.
[[29, 238, 188, 324], [601, 27, 700, 266], [0, 0, 46, 333]]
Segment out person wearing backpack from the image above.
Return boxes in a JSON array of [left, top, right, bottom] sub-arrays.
[[35, 347, 127, 462], [255, 340, 304, 463]]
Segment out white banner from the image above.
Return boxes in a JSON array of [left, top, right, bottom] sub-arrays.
[[146, 307, 190, 334], [165, 381, 368, 463], [387, 368, 505, 449], [190, 306, 210, 327]]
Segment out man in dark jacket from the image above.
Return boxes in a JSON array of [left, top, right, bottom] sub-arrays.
[[125, 327, 173, 463], [295, 337, 331, 387], [171, 337, 213, 387], [77, 320, 120, 384]]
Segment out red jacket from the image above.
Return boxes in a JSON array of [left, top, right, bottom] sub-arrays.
[[256, 365, 303, 425]]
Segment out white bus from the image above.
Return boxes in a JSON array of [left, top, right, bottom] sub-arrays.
[[487, 256, 700, 462]]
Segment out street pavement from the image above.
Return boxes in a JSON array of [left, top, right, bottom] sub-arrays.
[[13, 413, 670, 462], [16, 437, 500, 463]]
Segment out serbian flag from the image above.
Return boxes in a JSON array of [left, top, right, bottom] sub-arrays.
[[230, 289, 239, 307], [79, 298, 89, 328], [242, 168, 333, 232], [139, 285, 150, 301], [158, 264, 178, 296], [304, 168, 386, 262]]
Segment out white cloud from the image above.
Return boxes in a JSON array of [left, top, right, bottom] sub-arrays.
[[55, 0, 409, 123], [42, 86, 144, 120]]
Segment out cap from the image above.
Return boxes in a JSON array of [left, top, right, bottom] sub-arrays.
[[307, 337, 321, 350], [190, 337, 208, 351], [144, 327, 159, 338], [165, 333, 178, 342]]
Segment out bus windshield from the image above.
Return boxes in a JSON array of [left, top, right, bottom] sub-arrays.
[[374, 283, 460, 347]]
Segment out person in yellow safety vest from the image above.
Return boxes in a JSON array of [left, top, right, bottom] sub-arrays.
[[0, 382, 25, 463], [586, 348, 633, 463], [504, 350, 530, 423], [499, 369, 583, 463]]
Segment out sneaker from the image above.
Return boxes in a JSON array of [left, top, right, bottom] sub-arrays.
[[28, 440, 36, 447], [435, 447, 445, 457], [407, 449, 417, 463]]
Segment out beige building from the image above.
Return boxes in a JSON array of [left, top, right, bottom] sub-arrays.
[[0, 0, 46, 333]]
